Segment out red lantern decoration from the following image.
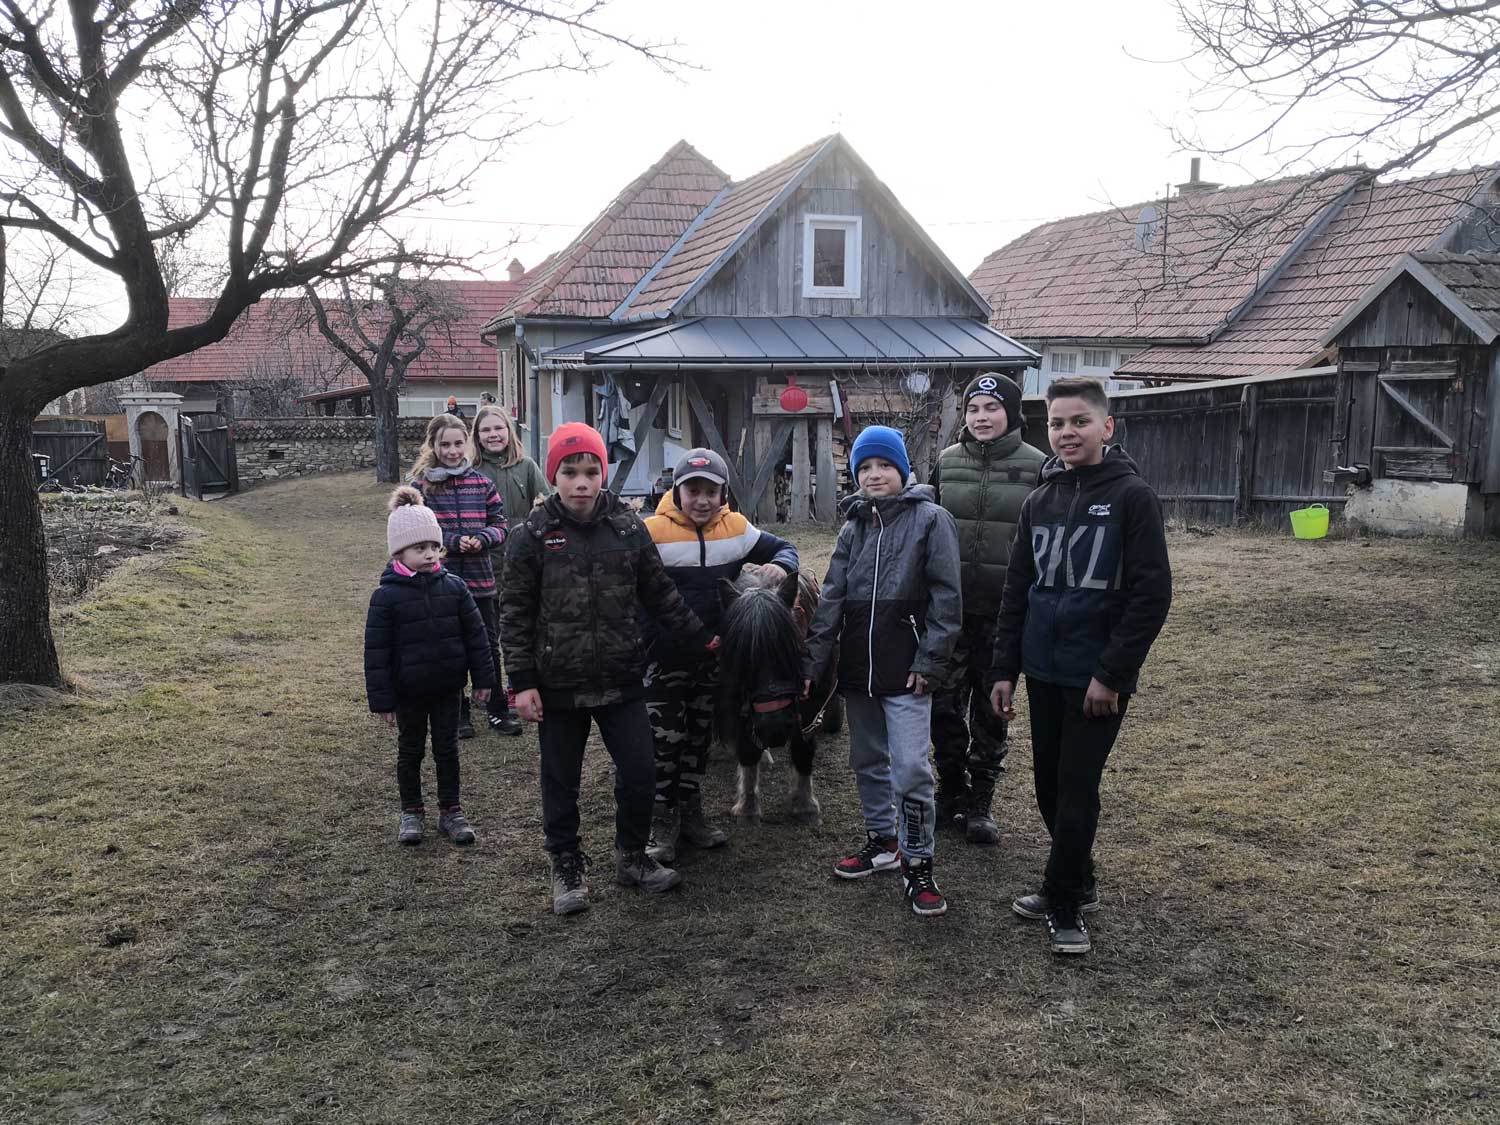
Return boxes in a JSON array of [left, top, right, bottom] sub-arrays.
[[779, 375, 809, 412]]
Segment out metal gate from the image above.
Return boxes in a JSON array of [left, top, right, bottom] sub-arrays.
[[180, 413, 239, 500]]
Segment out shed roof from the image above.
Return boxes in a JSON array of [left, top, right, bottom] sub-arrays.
[[968, 172, 1363, 343], [482, 141, 730, 328], [1321, 249, 1500, 347], [539, 315, 1036, 368], [1120, 167, 1500, 379]]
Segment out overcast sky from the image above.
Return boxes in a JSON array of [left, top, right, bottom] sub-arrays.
[[423, 0, 1218, 278]]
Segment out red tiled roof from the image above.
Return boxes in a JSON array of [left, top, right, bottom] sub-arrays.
[[969, 173, 1362, 343], [147, 278, 523, 386], [1121, 168, 1498, 379], [486, 141, 730, 325], [623, 136, 832, 317]]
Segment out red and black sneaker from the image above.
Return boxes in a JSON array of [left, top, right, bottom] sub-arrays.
[[833, 831, 900, 879], [901, 856, 948, 917]]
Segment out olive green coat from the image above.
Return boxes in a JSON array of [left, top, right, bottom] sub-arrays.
[[473, 451, 550, 537], [932, 427, 1046, 617]]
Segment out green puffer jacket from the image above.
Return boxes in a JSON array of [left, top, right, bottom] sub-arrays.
[[473, 451, 550, 538], [932, 426, 1046, 617]]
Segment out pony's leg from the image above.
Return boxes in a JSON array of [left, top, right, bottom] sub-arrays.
[[732, 749, 763, 823], [787, 730, 821, 827]]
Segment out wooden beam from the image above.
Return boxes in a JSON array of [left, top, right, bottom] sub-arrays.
[[1485, 347, 1500, 493], [815, 417, 836, 521], [684, 377, 748, 500], [791, 419, 811, 521], [609, 375, 669, 494], [1378, 378, 1454, 448], [1234, 383, 1258, 524], [745, 417, 795, 515]]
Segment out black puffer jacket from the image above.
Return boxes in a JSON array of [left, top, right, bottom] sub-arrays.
[[500, 492, 712, 708], [364, 564, 496, 713], [803, 481, 963, 696], [989, 447, 1172, 694]]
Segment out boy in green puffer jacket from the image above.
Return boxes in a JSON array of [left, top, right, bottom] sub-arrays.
[[930, 372, 1045, 843]]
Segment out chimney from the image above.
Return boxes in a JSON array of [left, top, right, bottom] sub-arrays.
[[1176, 157, 1221, 197], [507, 258, 525, 283]]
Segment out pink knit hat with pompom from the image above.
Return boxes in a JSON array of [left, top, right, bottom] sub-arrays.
[[387, 485, 442, 555]]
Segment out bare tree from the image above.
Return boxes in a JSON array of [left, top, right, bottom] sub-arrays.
[[0, 0, 677, 687], [1176, 0, 1500, 177], [305, 260, 468, 482]]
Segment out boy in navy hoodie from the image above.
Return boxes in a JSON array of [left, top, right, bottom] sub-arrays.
[[988, 377, 1172, 955]]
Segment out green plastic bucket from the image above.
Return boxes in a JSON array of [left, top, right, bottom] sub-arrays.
[[1289, 503, 1329, 540]]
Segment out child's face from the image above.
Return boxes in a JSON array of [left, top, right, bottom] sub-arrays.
[[1047, 395, 1114, 467], [396, 541, 441, 573], [477, 415, 509, 455], [857, 456, 904, 497], [556, 456, 603, 516], [965, 394, 1008, 442], [678, 477, 724, 526], [436, 426, 468, 468]]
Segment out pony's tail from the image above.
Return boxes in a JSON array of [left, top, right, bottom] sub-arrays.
[[388, 484, 424, 511]]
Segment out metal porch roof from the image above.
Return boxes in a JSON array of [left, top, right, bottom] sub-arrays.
[[540, 316, 1038, 368]]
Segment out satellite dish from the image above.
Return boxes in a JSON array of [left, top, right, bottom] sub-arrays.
[[903, 370, 931, 397], [1134, 205, 1159, 251]]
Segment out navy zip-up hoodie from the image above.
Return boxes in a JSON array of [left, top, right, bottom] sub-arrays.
[[364, 564, 496, 713], [988, 446, 1171, 694]]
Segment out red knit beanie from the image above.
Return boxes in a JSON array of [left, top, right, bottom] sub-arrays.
[[545, 422, 609, 484]]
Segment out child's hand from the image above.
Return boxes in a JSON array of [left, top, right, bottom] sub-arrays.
[[706, 635, 721, 653], [989, 680, 1015, 721], [906, 672, 929, 696], [802, 679, 812, 700], [377, 712, 396, 730], [459, 535, 482, 553], [472, 688, 491, 706], [1083, 678, 1120, 718], [515, 689, 543, 723]]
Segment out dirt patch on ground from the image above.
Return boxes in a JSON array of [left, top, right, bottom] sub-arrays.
[[42, 490, 189, 601], [4, 472, 1498, 1123]]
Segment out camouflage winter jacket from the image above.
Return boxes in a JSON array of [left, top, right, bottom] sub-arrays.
[[499, 491, 713, 708]]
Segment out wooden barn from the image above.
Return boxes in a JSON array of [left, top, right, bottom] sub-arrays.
[[1320, 251, 1500, 537], [481, 135, 1036, 521]]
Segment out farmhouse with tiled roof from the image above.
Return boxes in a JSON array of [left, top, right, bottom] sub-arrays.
[[483, 135, 1034, 516], [968, 161, 1500, 391]]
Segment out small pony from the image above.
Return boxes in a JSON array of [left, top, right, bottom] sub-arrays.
[[717, 566, 841, 826]]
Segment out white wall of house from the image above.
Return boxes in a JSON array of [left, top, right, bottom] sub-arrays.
[[1023, 345, 1146, 395], [396, 379, 498, 418]]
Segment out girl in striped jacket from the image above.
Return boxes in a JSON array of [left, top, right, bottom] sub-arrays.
[[411, 412, 507, 738]]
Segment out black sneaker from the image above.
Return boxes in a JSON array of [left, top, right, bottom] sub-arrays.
[[488, 711, 523, 736], [1012, 887, 1101, 920], [551, 851, 591, 915], [900, 856, 948, 917], [833, 831, 900, 879], [1046, 906, 1091, 954], [457, 698, 476, 740]]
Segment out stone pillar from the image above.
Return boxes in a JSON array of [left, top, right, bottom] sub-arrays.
[[120, 391, 184, 488]]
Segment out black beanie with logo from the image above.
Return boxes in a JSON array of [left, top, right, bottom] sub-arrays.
[[963, 371, 1024, 435]]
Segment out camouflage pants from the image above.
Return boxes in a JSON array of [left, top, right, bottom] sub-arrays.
[[930, 614, 1009, 798], [644, 660, 717, 804]]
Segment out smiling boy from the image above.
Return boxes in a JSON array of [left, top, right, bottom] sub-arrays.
[[987, 376, 1172, 955]]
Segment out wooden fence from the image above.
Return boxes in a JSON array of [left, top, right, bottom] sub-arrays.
[[31, 418, 109, 488], [1019, 367, 1347, 526]]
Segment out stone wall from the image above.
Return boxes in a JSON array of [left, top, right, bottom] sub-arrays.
[[232, 417, 429, 483]]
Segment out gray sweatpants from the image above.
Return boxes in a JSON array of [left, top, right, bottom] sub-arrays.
[[845, 691, 936, 861]]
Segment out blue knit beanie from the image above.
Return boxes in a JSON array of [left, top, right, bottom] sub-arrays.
[[850, 425, 911, 482]]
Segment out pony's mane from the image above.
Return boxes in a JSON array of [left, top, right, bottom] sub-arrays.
[[717, 581, 804, 750]]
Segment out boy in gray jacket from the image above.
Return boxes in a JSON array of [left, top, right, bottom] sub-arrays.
[[804, 426, 963, 917]]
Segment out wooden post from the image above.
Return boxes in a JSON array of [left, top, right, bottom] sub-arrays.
[[815, 417, 836, 521], [753, 417, 777, 523], [741, 376, 757, 498], [791, 418, 811, 521], [1234, 383, 1259, 523]]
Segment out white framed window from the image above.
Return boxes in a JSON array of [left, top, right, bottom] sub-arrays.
[[1051, 351, 1078, 375], [666, 379, 686, 438], [1082, 349, 1111, 369], [802, 214, 862, 299]]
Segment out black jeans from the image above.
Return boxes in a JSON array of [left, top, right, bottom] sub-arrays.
[[396, 693, 462, 811], [1026, 678, 1129, 910], [475, 597, 503, 716], [931, 614, 1010, 795], [538, 700, 655, 855]]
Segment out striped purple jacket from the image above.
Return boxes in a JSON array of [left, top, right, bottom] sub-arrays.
[[414, 472, 506, 598]]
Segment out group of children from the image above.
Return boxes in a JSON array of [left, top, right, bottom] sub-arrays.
[[363, 373, 1172, 955]]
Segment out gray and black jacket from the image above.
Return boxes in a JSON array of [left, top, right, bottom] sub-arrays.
[[803, 481, 963, 696]]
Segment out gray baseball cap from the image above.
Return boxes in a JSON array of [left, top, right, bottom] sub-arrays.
[[673, 447, 728, 487]]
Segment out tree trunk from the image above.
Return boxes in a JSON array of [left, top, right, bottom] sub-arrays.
[[0, 400, 64, 687], [372, 383, 401, 484]]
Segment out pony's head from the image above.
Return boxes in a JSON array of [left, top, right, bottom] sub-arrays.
[[717, 568, 804, 753]]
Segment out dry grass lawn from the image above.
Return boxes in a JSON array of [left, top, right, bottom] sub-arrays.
[[3, 471, 1498, 1124]]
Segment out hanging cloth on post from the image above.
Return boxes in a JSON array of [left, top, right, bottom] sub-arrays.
[[592, 373, 637, 462]]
